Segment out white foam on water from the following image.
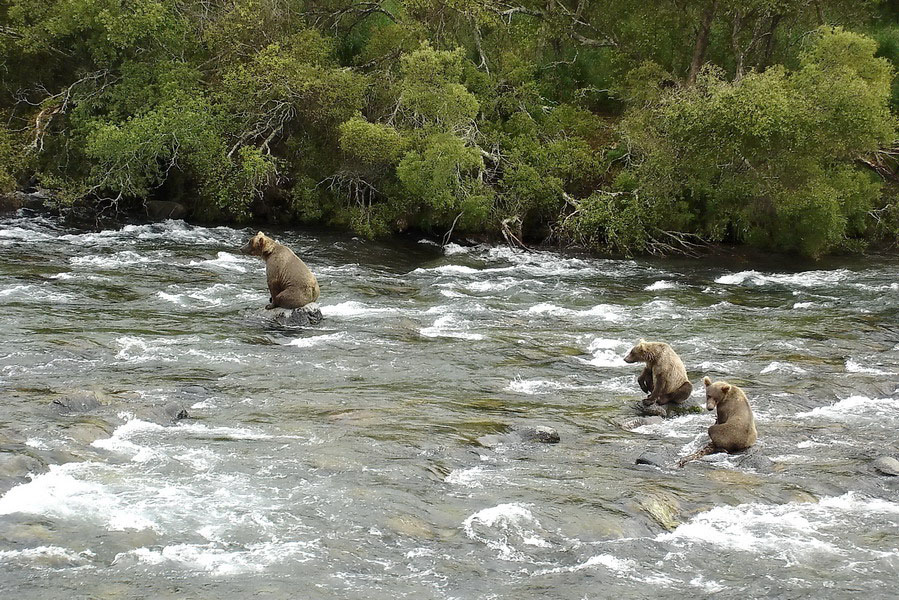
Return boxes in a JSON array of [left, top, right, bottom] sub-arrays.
[[658, 493, 899, 563], [286, 332, 348, 348], [91, 418, 166, 462], [320, 301, 396, 318], [850, 282, 899, 292], [0, 284, 76, 303], [526, 303, 625, 322], [442, 243, 470, 255], [60, 221, 239, 247], [760, 361, 807, 375], [796, 395, 899, 421], [845, 359, 893, 375], [188, 251, 253, 272], [114, 336, 181, 363], [70, 250, 165, 269], [463, 503, 549, 561], [697, 359, 744, 372], [0, 462, 160, 532], [420, 314, 485, 340], [792, 301, 819, 309], [533, 553, 636, 576], [175, 422, 276, 441], [413, 264, 481, 276], [715, 269, 851, 288], [633, 414, 710, 438], [0, 545, 95, 568], [465, 277, 529, 293], [645, 280, 677, 291], [689, 574, 727, 593], [116, 540, 317, 576], [582, 338, 629, 368], [417, 238, 440, 247], [157, 283, 260, 308], [505, 377, 580, 395], [444, 466, 510, 489], [0, 226, 55, 242]]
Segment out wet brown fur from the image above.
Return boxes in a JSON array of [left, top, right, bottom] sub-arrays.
[[240, 232, 320, 309], [623, 340, 692, 406], [702, 376, 757, 452]]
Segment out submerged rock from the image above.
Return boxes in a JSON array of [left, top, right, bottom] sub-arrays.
[[616, 415, 663, 430], [635, 448, 677, 469], [733, 448, 775, 473], [874, 456, 899, 476], [638, 491, 681, 531], [476, 425, 561, 447], [0, 453, 48, 495], [270, 304, 324, 327], [51, 391, 107, 415], [517, 426, 561, 444]]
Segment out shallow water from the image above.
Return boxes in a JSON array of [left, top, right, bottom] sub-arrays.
[[0, 213, 897, 599]]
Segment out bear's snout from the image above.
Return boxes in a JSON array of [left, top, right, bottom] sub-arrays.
[[239, 241, 253, 255], [706, 398, 716, 411]]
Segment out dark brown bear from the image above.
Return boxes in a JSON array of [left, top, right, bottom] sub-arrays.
[[240, 231, 320, 309], [623, 339, 693, 407], [702, 376, 757, 451]]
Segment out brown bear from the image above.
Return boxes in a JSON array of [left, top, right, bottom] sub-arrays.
[[702, 376, 757, 451], [677, 376, 758, 467], [240, 231, 320, 309], [623, 340, 693, 408]]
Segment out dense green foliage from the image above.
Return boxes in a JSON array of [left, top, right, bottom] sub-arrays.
[[1, 0, 897, 255]]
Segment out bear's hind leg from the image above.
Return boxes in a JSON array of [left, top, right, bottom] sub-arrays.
[[664, 381, 693, 404]]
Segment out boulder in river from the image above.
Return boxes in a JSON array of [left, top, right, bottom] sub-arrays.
[[51, 390, 107, 415], [476, 425, 561, 447], [635, 447, 678, 469], [271, 304, 324, 327], [517, 425, 561, 444], [873, 456, 899, 476]]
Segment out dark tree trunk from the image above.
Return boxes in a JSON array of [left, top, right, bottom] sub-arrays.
[[759, 14, 782, 70], [687, 1, 718, 85]]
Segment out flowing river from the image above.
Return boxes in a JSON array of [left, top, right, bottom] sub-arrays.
[[0, 212, 897, 599]]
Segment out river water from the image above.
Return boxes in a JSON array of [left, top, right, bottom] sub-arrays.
[[0, 213, 897, 598]]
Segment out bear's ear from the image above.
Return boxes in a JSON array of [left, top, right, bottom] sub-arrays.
[[703, 376, 712, 386], [720, 383, 731, 394]]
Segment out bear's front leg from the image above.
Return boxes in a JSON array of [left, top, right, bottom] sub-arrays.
[[638, 366, 653, 393]]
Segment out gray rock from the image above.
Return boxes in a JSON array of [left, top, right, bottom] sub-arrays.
[[517, 426, 560, 444], [874, 456, 899, 476], [145, 200, 187, 220], [476, 425, 560, 447], [272, 305, 324, 327], [0, 453, 48, 495], [163, 402, 189, 422], [635, 448, 677, 468], [51, 391, 105, 415], [733, 448, 775, 473]]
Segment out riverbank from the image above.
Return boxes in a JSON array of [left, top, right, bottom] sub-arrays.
[[3, 189, 896, 265]]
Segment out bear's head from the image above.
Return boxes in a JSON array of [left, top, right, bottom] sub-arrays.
[[623, 339, 648, 363], [240, 231, 276, 257], [703, 376, 731, 411]]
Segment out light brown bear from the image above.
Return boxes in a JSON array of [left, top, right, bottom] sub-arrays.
[[623, 340, 693, 408], [240, 231, 320, 309], [702, 376, 757, 451]]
